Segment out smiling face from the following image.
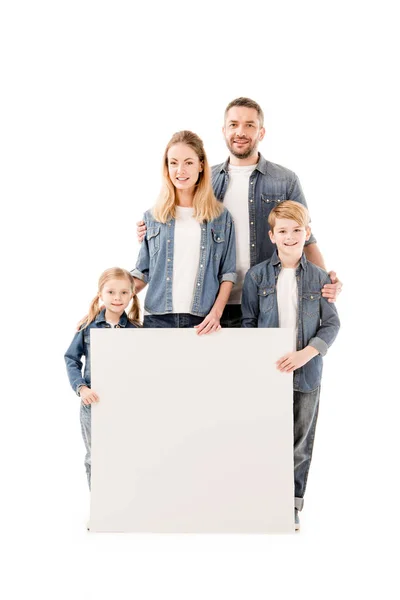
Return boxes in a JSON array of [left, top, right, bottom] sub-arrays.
[[99, 277, 133, 320], [269, 218, 311, 264], [223, 106, 265, 163], [167, 143, 203, 194]]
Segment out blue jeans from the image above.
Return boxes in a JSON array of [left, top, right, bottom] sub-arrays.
[[80, 403, 91, 489], [220, 304, 242, 328], [143, 313, 204, 328], [294, 386, 320, 510]]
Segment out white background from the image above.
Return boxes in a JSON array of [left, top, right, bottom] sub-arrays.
[[1, 1, 399, 598]]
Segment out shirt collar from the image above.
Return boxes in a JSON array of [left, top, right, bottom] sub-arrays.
[[220, 152, 266, 174], [271, 249, 308, 270], [95, 308, 129, 327]]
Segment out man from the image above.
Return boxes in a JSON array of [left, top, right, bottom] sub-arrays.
[[137, 97, 342, 327]]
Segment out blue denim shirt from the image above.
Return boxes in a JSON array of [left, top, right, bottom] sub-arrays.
[[64, 309, 138, 394], [241, 251, 340, 392], [211, 153, 317, 269], [132, 207, 236, 317]]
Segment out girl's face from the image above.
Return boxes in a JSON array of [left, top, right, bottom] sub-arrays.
[[167, 143, 203, 193], [99, 278, 133, 316]]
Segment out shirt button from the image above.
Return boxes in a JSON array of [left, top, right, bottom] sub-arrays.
[[252, 244, 255, 247], [200, 264, 203, 268], [310, 295, 314, 299], [250, 181, 254, 185], [202, 246, 205, 249], [167, 239, 171, 243], [263, 291, 266, 295], [168, 223, 171, 226], [250, 199, 253, 203], [167, 277, 170, 281], [197, 283, 200, 286], [167, 258, 171, 262], [250, 222, 254, 225]]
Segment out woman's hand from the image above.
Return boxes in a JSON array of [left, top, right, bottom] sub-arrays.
[[79, 385, 100, 405], [194, 309, 222, 336]]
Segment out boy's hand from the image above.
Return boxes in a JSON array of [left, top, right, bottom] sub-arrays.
[[322, 271, 342, 303], [80, 386, 100, 405], [137, 220, 146, 243], [194, 309, 222, 336], [276, 347, 318, 373]]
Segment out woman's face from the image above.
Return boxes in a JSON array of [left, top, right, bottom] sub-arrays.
[[167, 143, 203, 193]]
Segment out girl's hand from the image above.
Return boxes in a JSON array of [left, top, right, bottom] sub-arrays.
[[194, 309, 222, 336], [80, 386, 100, 405], [276, 347, 318, 373]]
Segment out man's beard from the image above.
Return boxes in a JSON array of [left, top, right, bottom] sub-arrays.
[[226, 137, 258, 160]]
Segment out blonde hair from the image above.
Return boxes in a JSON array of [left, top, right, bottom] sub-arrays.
[[78, 267, 141, 330], [268, 200, 310, 230], [152, 130, 223, 223]]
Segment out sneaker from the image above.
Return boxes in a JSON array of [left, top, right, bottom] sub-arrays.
[[294, 509, 300, 531]]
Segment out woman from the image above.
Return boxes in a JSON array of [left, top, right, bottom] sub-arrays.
[[132, 130, 236, 334]]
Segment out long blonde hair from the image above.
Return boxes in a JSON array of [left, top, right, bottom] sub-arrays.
[[152, 130, 223, 223], [78, 267, 141, 330]]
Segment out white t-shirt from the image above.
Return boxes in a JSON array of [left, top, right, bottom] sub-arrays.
[[277, 267, 298, 351], [223, 164, 255, 304], [172, 206, 201, 313]]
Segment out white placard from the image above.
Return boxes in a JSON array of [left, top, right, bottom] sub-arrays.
[[90, 329, 294, 533]]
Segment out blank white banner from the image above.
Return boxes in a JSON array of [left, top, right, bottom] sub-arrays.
[[90, 328, 294, 533]]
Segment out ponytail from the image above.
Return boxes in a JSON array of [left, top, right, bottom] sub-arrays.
[[77, 294, 102, 330]]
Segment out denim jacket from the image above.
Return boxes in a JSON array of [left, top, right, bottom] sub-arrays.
[[64, 309, 138, 394], [131, 207, 236, 317], [241, 251, 340, 392], [211, 153, 317, 268]]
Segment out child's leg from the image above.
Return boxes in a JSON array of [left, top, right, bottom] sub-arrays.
[[293, 387, 320, 511], [80, 403, 91, 489]]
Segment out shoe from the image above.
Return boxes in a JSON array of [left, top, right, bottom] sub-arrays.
[[294, 509, 300, 531]]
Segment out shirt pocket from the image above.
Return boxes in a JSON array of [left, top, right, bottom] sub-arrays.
[[261, 193, 286, 219], [211, 228, 225, 259], [146, 225, 161, 257], [302, 291, 321, 318], [258, 286, 275, 313]]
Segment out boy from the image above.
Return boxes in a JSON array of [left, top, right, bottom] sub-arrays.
[[241, 201, 340, 530]]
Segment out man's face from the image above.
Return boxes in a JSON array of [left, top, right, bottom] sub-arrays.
[[223, 106, 265, 160]]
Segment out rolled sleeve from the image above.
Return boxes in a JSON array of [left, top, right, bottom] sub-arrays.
[[220, 272, 237, 284], [131, 268, 148, 283], [308, 336, 328, 357]]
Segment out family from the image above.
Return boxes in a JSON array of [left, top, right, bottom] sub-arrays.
[[65, 97, 341, 531]]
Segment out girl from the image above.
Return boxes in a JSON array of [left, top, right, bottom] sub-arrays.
[[132, 130, 236, 333], [64, 267, 140, 488]]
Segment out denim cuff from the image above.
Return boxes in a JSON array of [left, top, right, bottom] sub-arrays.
[[131, 269, 148, 283], [308, 336, 328, 357], [220, 272, 237, 284], [72, 377, 88, 396], [295, 497, 304, 511]]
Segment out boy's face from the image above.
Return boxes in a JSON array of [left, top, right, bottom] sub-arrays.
[[269, 218, 311, 261]]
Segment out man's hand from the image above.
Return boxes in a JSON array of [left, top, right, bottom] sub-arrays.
[[137, 220, 146, 243], [322, 271, 343, 303], [194, 309, 222, 336], [276, 347, 318, 373], [79, 386, 100, 405]]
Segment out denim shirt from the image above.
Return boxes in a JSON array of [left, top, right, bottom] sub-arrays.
[[211, 153, 317, 269], [132, 207, 237, 317], [64, 309, 138, 394], [241, 251, 340, 392]]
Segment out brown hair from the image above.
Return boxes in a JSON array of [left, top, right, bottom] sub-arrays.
[[77, 267, 141, 330], [152, 130, 222, 223], [268, 200, 310, 230], [224, 97, 264, 128]]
